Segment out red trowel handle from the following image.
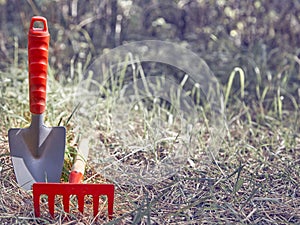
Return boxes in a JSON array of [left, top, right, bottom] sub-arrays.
[[28, 16, 50, 114]]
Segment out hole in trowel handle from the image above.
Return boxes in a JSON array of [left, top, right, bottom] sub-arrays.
[[33, 21, 45, 30]]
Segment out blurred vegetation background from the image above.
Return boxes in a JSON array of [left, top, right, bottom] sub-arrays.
[[0, 2, 300, 223], [0, 0, 300, 107]]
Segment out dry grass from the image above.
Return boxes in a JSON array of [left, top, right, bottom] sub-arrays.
[[1, 104, 300, 224], [1, 51, 300, 225]]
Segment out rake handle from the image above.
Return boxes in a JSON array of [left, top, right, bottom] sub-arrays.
[[69, 168, 84, 183], [28, 16, 50, 114], [68, 138, 89, 183]]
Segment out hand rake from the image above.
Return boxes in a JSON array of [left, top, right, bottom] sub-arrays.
[[33, 138, 115, 219]]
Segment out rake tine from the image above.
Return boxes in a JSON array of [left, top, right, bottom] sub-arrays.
[[33, 193, 40, 217], [77, 194, 85, 213], [63, 195, 70, 213], [107, 187, 115, 220], [93, 195, 100, 217], [48, 194, 55, 217]]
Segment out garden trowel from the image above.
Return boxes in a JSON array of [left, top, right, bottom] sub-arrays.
[[8, 16, 66, 190]]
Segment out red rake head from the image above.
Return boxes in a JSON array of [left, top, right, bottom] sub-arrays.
[[33, 183, 114, 219]]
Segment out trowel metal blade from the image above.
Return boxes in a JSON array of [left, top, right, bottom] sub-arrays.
[[8, 126, 66, 190], [11, 157, 36, 190]]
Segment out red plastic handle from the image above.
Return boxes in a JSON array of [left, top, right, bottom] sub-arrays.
[[69, 171, 84, 183], [28, 16, 50, 114]]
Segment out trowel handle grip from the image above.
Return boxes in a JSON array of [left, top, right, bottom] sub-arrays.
[[28, 16, 50, 114]]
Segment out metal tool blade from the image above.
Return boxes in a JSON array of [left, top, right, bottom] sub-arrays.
[[8, 121, 66, 190]]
